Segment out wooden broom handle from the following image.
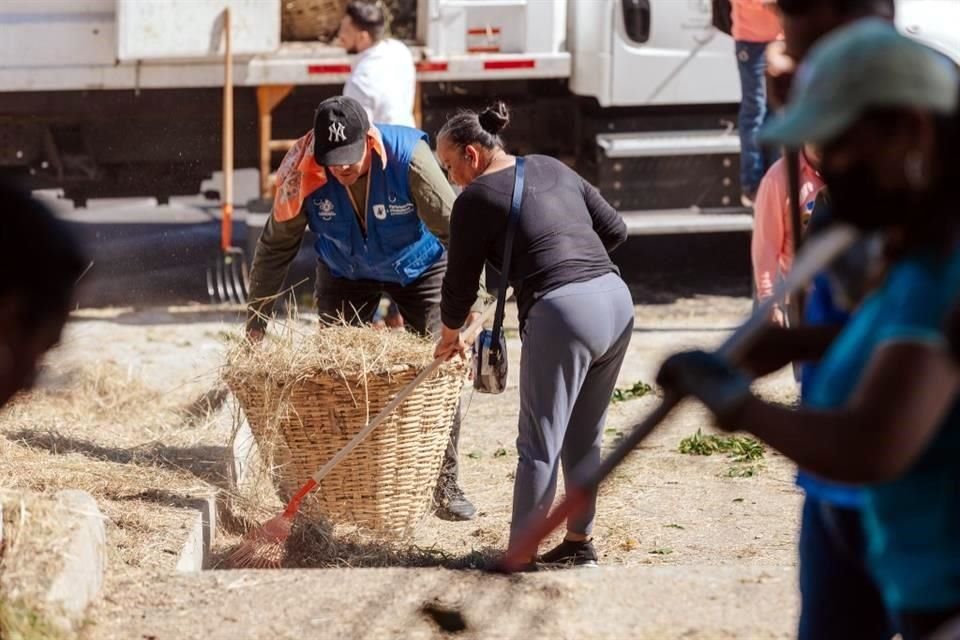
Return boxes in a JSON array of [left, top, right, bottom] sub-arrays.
[[222, 7, 234, 251]]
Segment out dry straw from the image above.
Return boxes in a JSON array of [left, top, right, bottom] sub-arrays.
[[0, 491, 71, 639], [223, 320, 467, 537], [0, 361, 222, 584]]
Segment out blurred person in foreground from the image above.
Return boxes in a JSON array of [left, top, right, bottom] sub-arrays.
[[766, 0, 895, 109], [659, 21, 960, 639], [748, 0, 899, 636], [0, 180, 86, 408]]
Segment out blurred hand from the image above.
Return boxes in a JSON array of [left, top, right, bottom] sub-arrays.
[[765, 40, 796, 110], [771, 306, 786, 327], [656, 351, 752, 428]]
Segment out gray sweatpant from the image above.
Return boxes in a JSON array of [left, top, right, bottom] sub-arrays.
[[509, 272, 634, 545]]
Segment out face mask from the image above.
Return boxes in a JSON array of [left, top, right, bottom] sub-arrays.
[[825, 233, 886, 311], [821, 164, 909, 231]]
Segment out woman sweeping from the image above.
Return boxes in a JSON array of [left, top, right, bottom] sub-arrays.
[[658, 21, 960, 638], [433, 102, 633, 568]]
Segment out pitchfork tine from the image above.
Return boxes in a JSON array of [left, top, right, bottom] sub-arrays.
[[230, 258, 247, 304]]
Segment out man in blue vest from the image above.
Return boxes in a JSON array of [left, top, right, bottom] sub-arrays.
[[246, 96, 483, 521]]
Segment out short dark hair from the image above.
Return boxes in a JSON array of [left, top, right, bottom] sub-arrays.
[[345, 1, 386, 41], [777, 0, 895, 19], [0, 179, 86, 327]]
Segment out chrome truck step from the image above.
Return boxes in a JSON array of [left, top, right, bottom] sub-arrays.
[[596, 129, 741, 158], [621, 208, 753, 236], [593, 128, 744, 219]]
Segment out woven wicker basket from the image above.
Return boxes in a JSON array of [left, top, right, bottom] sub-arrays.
[[228, 364, 465, 536]]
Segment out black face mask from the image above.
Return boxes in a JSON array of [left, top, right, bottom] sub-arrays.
[[822, 164, 938, 232]]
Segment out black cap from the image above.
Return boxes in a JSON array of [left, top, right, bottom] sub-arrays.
[[313, 96, 370, 166]]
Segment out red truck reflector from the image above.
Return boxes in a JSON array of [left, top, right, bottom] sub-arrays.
[[307, 64, 352, 74], [416, 61, 449, 73], [484, 59, 536, 70]]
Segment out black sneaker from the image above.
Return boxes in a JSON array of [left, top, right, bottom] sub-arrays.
[[434, 484, 477, 521], [538, 539, 598, 568]]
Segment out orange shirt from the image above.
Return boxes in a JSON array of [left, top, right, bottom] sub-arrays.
[[732, 0, 782, 43], [751, 152, 825, 302], [272, 127, 387, 223]]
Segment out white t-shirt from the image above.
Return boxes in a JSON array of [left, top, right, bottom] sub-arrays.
[[343, 39, 416, 127]]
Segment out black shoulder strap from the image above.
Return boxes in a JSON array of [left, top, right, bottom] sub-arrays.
[[490, 156, 525, 355]]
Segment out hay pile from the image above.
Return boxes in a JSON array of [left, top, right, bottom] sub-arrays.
[[280, 0, 417, 42], [223, 323, 467, 536], [6, 361, 184, 445], [225, 323, 452, 381], [0, 362, 221, 583], [282, 0, 347, 42]]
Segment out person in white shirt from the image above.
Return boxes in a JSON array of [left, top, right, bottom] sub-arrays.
[[339, 1, 418, 328], [338, 1, 416, 128]]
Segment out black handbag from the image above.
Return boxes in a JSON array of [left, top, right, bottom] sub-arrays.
[[473, 156, 525, 394]]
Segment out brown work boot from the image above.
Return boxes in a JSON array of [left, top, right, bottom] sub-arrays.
[[434, 481, 477, 521]]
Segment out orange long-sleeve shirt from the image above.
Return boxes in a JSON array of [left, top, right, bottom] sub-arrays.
[[751, 152, 824, 303]]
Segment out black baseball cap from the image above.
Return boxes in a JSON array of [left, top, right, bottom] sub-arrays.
[[313, 96, 370, 166]]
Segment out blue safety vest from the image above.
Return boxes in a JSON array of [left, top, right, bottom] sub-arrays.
[[304, 124, 444, 285]]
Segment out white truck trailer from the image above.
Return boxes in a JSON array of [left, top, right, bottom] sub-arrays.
[[1, 0, 957, 234]]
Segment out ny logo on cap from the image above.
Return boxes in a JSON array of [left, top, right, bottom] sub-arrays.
[[328, 121, 346, 143]]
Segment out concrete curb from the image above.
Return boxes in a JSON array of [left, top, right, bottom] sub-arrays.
[[176, 493, 218, 572], [46, 490, 107, 633]]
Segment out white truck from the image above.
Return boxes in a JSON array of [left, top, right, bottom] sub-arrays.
[[1, 0, 957, 235]]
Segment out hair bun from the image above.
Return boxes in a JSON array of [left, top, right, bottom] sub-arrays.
[[478, 102, 510, 135]]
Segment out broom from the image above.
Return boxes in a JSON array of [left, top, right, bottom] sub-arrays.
[[230, 303, 496, 568], [498, 224, 860, 572]]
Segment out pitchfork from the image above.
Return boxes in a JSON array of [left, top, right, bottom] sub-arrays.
[[207, 7, 249, 305]]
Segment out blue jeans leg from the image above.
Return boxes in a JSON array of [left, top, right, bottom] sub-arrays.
[[798, 497, 895, 640], [736, 40, 771, 196]]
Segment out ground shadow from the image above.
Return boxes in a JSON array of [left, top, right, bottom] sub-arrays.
[[3, 429, 233, 498], [2, 426, 261, 538], [209, 517, 502, 572], [72, 307, 247, 327]]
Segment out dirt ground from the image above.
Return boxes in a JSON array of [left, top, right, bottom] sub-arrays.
[[2, 292, 805, 638]]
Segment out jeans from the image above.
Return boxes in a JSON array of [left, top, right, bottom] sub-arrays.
[[798, 497, 895, 640], [736, 40, 775, 196]]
